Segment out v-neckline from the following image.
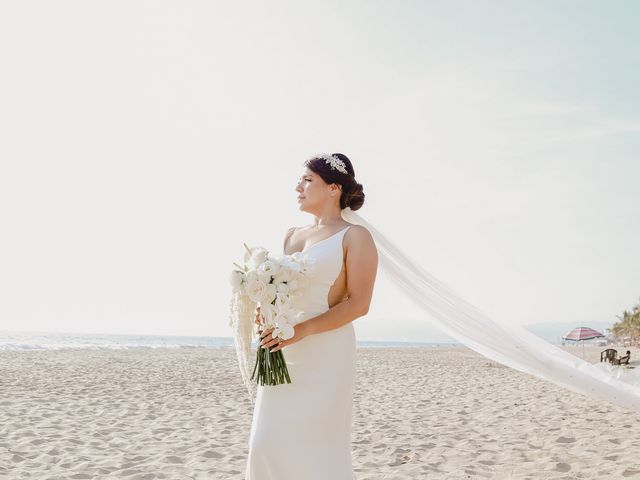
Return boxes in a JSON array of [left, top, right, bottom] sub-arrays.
[[288, 225, 351, 255]]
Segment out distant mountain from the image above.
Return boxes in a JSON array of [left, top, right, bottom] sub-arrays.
[[522, 321, 614, 344], [357, 318, 615, 345]]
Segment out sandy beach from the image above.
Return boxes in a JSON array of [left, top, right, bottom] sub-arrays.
[[1, 345, 639, 479]]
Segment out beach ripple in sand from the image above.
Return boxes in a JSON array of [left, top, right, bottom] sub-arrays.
[[1, 345, 640, 479]]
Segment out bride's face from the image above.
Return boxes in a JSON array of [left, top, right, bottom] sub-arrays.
[[296, 168, 335, 212]]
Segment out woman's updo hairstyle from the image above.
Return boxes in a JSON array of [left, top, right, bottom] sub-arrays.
[[303, 153, 365, 211]]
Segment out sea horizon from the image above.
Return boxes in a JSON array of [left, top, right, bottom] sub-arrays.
[[0, 330, 466, 351]]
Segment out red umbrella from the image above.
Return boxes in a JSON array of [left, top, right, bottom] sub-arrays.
[[563, 326, 605, 341], [562, 326, 605, 359]]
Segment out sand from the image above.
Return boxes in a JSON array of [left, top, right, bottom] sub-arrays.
[[1, 345, 639, 479]]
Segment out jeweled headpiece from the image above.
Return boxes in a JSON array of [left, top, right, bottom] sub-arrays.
[[312, 153, 349, 175]]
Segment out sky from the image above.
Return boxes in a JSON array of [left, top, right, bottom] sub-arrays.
[[1, 1, 638, 342]]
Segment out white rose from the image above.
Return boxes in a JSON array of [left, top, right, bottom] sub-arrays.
[[245, 277, 269, 303], [276, 282, 290, 296], [245, 270, 259, 283], [274, 268, 292, 283], [258, 259, 281, 277], [256, 269, 272, 285], [262, 283, 277, 304]]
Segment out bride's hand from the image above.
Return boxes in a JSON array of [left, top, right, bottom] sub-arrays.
[[260, 323, 308, 353]]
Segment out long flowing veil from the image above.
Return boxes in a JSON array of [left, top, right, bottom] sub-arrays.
[[340, 207, 640, 412]]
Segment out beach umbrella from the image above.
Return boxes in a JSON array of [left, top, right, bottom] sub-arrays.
[[562, 326, 605, 359]]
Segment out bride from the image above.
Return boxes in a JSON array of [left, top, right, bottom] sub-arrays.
[[244, 153, 378, 480], [243, 152, 640, 479]]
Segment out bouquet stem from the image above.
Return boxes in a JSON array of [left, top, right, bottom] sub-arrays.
[[250, 337, 292, 386]]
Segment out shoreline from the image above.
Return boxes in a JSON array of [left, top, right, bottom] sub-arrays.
[[3, 342, 623, 352]]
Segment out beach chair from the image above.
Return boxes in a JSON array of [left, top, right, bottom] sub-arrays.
[[601, 349, 617, 364]]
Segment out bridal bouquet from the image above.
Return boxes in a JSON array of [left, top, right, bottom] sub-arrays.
[[229, 243, 316, 394]]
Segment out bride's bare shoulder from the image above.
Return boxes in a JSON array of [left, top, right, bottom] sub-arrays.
[[344, 224, 375, 251], [284, 225, 305, 237], [283, 225, 306, 251], [344, 223, 371, 236]]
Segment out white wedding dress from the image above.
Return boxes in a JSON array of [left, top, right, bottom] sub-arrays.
[[245, 225, 356, 480]]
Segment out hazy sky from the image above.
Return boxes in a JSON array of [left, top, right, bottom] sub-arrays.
[[1, 1, 638, 341]]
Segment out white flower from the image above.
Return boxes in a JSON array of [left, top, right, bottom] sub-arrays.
[[288, 262, 302, 274], [244, 247, 269, 269], [245, 270, 259, 283], [245, 277, 269, 303], [231, 243, 315, 348], [278, 297, 298, 317], [259, 302, 275, 327], [272, 310, 288, 324], [262, 283, 277, 304], [256, 269, 272, 285], [290, 251, 305, 263], [274, 294, 291, 312], [274, 322, 295, 340], [257, 259, 281, 277], [229, 270, 244, 291], [271, 253, 285, 264], [273, 268, 293, 283], [276, 282, 290, 296]]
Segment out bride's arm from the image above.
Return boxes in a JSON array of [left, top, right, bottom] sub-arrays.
[[300, 225, 378, 337]]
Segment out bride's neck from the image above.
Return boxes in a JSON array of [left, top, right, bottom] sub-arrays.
[[312, 212, 344, 228]]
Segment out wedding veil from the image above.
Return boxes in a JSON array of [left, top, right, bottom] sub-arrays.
[[340, 207, 640, 412]]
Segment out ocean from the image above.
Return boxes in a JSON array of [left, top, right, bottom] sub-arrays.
[[0, 331, 460, 351]]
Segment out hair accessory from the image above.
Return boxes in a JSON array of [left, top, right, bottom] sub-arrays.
[[313, 153, 349, 175]]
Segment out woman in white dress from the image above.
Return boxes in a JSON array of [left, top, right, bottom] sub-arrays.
[[245, 153, 378, 480]]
